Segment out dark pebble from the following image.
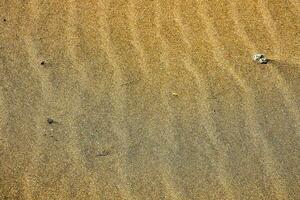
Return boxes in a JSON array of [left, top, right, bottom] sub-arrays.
[[47, 118, 54, 124]]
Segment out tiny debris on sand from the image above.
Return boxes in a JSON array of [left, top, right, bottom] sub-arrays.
[[253, 53, 269, 64], [172, 92, 179, 97], [96, 150, 110, 157], [47, 118, 55, 124]]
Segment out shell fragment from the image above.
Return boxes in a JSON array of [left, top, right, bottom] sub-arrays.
[[253, 53, 269, 64]]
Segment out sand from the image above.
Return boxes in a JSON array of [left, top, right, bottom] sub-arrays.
[[0, 0, 299, 199]]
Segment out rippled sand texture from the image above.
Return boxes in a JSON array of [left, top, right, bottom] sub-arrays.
[[0, 0, 300, 199]]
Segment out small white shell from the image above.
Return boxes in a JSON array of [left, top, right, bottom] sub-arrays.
[[253, 53, 268, 64]]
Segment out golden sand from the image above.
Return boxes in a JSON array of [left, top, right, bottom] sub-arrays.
[[0, 0, 299, 199]]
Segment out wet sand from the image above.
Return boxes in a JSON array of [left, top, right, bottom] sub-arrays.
[[0, 0, 300, 199]]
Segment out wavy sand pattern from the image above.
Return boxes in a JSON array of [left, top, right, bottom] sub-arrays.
[[0, 0, 299, 199]]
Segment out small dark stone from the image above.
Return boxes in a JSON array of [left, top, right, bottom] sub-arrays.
[[41, 61, 45, 65], [47, 118, 54, 124], [3, 19, 6, 22]]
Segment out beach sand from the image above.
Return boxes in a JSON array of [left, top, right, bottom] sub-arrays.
[[0, 0, 299, 199]]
